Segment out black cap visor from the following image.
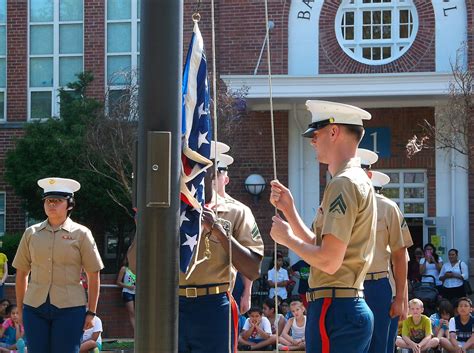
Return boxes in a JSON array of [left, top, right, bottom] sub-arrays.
[[302, 119, 333, 138], [42, 191, 72, 200]]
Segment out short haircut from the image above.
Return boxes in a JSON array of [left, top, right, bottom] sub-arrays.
[[409, 298, 424, 307], [448, 248, 458, 255], [456, 297, 473, 308], [248, 306, 263, 315], [339, 124, 365, 143]]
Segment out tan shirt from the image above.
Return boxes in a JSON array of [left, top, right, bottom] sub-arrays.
[[309, 158, 376, 290], [370, 193, 413, 274], [13, 218, 104, 308], [179, 195, 264, 288]]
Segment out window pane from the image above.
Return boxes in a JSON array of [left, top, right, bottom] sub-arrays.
[[382, 46, 391, 58], [30, 57, 53, 87], [60, 0, 83, 21], [107, 55, 131, 85], [382, 11, 391, 24], [31, 91, 52, 119], [30, 25, 54, 55], [60, 24, 83, 54], [404, 203, 424, 214], [373, 25, 381, 39], [30, 0, 53, 22], [400, 24, 408, 38], [107, 0, 131, 20], [372, 11, 381, 24], [0, 194, 4, 211], [346, 27, 354, 40], [108, 89, 130, 117], [363, 26, 371, 39], [386, 172, 399, 183], [108, 23, 131, 53], [137, 23, 140, 52], [400, 9, 408, 23], [362, 47, 371, 59], [0, 59, 5, 87], [363, 11, 371, 24], [404, 187, 424, 198], [59, 56, 83, 86], [0, 92, 4, 120], [373, 47, 381, 59], [346, 12, 354, 26], [137, 0, 141, 19], [0, 26, 5, 56], [0, 214, 4, 234], [0, 0, 6, 23], [404, 172, 424, 183], [382, 25, 391, 39], [383, 187, 399, 199]]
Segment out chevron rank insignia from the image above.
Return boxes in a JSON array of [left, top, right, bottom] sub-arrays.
[[401, 219, 408, 229], [329, 194, 347, 215], [251, 223, 261, 240]]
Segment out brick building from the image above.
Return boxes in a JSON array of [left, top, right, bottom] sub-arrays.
[[0, 0, 472, 337]]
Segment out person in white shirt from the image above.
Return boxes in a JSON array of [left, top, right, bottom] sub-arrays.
[[420, 243, 443, 288], [238, 307, 275, 351], [439, 248, 469, 303], [267, 252, 289, 300], [80, 315, 102, 353]]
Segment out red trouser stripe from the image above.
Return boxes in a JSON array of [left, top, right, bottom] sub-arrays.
[[319, 298, 332, 353], [228, 292, 239, 353]]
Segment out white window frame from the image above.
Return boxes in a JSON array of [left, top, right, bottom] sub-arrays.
[[105, 0, 140, 97], [379, 169, 427, 218], [27, 0, 84, 120], [0, 192, 5, 236], [335, 0, 419, 65]]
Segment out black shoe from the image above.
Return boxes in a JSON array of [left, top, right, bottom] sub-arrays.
[[238, 344, 251, 351]]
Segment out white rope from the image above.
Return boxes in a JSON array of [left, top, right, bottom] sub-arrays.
[[263, 0, 280, 350]]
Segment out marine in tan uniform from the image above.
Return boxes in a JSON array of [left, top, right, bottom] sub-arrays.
[[13, 177, 104, 353], [269, 100, 376, 353], [178, 150, 264, 353], [357, 151, 413, 353]]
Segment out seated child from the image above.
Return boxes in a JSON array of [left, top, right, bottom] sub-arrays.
[[0, 305, 26, 353], [447, 297, 474, 353], [430, 299, 454, 351], [80, 315, 103, 353], [238, 306, 275, 351], [278, 300, 306, 351], [396, 298, 439, 353]]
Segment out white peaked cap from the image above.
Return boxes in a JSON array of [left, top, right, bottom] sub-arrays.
[[357, 148, 379, 167], [370, 171, 390, 188], [216, 153, 234, 170], [38, 177, 81, 198], [210, 141, 230, 159], [303, 100, 371, 138]]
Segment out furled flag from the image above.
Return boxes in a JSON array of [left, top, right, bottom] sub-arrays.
[[180, 21, 213, 274]]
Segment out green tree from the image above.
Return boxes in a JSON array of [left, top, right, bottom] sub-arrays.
[[5, 73, 134, 269]]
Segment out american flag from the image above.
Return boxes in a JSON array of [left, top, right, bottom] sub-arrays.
[[180, 22, 213, 274]]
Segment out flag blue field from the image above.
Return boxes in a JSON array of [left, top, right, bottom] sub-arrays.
[[180, 22, 213, 274]]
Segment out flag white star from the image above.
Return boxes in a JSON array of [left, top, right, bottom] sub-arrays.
[[198, 131, 209, 148], [180, 211, 190, 226], [182, 234, 198, 252], [198, 102, 208, 119]]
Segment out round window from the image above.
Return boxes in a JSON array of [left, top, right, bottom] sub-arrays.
[[335, 0, 418, 65]]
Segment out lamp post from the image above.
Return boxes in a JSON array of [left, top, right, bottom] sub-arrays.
[[244, 174, 266, 203]]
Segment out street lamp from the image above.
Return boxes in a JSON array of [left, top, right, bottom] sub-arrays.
[[244, 174, 266, 202]]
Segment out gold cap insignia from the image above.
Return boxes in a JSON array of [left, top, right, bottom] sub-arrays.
[[48, 179, 55, 184]]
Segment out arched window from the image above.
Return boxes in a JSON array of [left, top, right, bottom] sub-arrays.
[[335, 0, 418, 65]]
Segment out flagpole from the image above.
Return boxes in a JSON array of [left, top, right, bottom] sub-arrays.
[[135, 0, 182, 352]]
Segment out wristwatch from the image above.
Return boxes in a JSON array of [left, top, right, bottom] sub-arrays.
[[85, 310, 96, 317]]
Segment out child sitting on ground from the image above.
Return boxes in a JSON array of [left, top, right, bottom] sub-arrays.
[[430, 299, 454, 351], [80, 315, 103, 353], [0, 305, 26, 353], [278, 299, 306, 351], [396, 298, 439, 353], [447, 297, 474, 352], [238, 306, 274, 351]]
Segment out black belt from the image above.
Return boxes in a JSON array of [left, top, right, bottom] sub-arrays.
[[306, 287, 364, 301]]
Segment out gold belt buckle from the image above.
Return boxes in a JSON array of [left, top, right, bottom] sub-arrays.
[[185, 287, 198, 298]]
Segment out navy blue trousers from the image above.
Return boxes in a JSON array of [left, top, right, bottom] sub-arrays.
[[179, 293, 236, 353], [364, 278, 394, 353], [23, 298, 85, 353], [387, 315, 399, 353], [305, 297, 373, 353]]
